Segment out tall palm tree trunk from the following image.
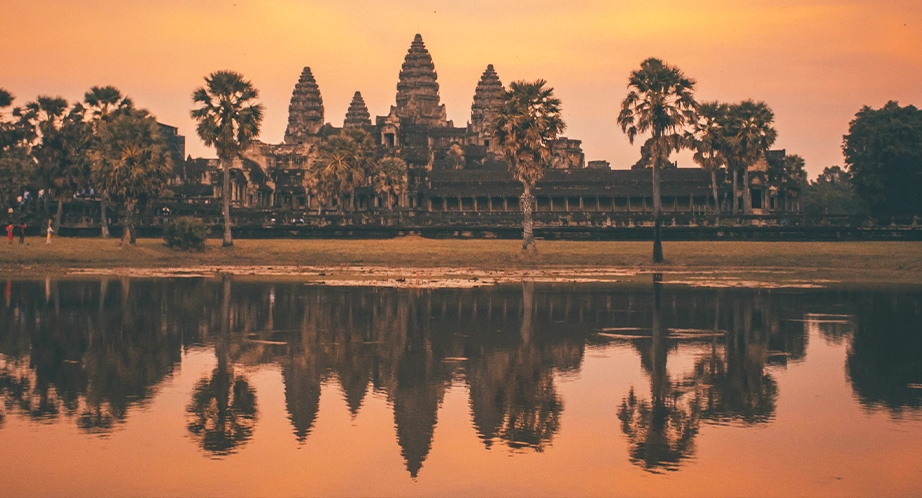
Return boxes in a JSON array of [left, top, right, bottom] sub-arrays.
[[731, 168, 739, 215], [121, 199, 136, 245], [742, 167, 751, 215], [710, 169, 719, 214], [652, 158, 663, 263], [100, 196, 110, 238], [54, 198, 63, 234], [520, 183, 536, 251], [222, 158, 233, 247]]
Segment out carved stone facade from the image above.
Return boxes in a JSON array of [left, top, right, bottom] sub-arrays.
[[284, 67, 324, 144], [175, 34, 793, 217]]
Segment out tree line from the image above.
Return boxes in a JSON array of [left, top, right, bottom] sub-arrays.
[[0, 86, 170, 244], [3, 62, 919, 257]]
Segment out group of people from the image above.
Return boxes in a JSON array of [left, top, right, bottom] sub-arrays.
[[5, 220, 53, 245]]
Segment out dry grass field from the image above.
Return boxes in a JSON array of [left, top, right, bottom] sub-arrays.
[[1, 236, 920, 285]]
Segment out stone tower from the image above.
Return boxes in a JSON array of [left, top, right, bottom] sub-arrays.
[[469, 64, 504, 146], [393, 34, 448, 127], [284, 67, 324, 144], [343, 91, 371, 128]]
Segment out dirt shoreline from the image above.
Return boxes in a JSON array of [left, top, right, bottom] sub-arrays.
[[2, 238, 921, 287]]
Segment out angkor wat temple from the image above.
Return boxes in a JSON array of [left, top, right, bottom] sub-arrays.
[[168, 34, 795, 233]]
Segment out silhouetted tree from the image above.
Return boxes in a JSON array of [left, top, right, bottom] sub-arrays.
[[493, 80, 566, 251], [618, 59, 698, 261], [191, 71, 264, 246]]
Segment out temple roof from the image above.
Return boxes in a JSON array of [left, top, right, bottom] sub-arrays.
[[343, 91, 371, 128], [284, 67, 324, 144]]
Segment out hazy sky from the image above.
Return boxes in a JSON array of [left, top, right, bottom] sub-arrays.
[[2, 0, 920, 178]]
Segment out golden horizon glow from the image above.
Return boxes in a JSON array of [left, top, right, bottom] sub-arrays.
[[2, 0, 920, 178]]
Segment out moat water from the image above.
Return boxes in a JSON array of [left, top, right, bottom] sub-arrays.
[[1, 277, 921, 496]]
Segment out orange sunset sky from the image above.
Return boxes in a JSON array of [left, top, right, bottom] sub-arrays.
[[2, 0, 920, 178]]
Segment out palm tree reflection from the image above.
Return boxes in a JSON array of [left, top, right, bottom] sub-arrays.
[[186, 276, 257, 456], [617, 277, 700, 472]]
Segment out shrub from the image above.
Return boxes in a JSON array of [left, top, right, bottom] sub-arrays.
[[163, 216, 207, 251]]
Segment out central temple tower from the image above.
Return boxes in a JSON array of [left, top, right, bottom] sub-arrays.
[[392, 34, 449, 127]]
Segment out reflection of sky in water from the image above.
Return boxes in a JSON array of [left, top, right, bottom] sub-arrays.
[[0, 279, 921, 496]]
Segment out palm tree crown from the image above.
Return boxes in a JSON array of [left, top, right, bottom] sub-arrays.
[[191, 71, 264, 162], [493, 79, 566, 187], [618, 58, 697, 147], [0, 88, 13, 109], [691, 102, 729, 172], [727, 100, 777, 166], [692, 102, 730, 211], [84, 86, 134, 122]]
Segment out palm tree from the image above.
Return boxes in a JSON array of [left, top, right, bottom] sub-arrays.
[[0, 90, 35, 212], [191, 71, 264, 247], [726, 100, 777, 214], [22, 97, 92, 231], [84, 86, 134, 121], [492, 80, 566, 251], [84, 86, 135, 237], [91, 109, 171, 244], [691, 102, 729, 212], [310, 132, 368, 213], [618, 58, 698, 262]]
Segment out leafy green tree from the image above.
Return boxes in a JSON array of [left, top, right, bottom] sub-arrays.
[[310, 132, 369, 213], [84, 86, 135, 237], [493, 80, 566, 251], [373, 156, 408, 209], [618, 58, 698, 262], [843, 101, 922, 218], [91, 109, 171, 244], [691, 101, 730, 212], [801, 165, 869, 217], [191, 71, 264, 246], [21, 98, 93, 231], [0, 89, 35, 212], [725, 100, 777, 214]]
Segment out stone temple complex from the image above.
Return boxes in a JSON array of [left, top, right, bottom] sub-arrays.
[[172, 34, 796, 227]]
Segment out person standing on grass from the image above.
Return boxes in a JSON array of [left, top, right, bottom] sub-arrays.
[[19, 222, 25, 244], [5, 223, 12, 244], [46, 219, 53, 244]]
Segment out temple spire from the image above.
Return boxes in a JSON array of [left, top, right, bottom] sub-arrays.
[[284, 67, 324, 144], [343, 91, 371, 128], [393, 33, 448, 127], [469, 64, 504, 146]]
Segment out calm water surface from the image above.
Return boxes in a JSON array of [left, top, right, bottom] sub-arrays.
[[1, 278, 921, 496]]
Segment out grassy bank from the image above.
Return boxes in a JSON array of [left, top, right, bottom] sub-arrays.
[[1, 237, 921, 285]]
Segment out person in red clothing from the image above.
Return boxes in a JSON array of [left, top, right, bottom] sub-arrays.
[[5, 223, 13, 244]]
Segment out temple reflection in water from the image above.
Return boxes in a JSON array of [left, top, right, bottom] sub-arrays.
[[1, 278, 921, 478]]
